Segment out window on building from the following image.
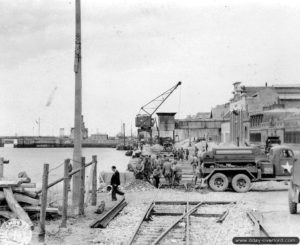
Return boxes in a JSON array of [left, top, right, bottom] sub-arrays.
[[250, 133, 261, 142], [284, 131, 300, 144]]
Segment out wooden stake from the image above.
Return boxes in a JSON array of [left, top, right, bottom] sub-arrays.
[[91, 155, 97, 206], [79, 157, 85, 215], [60, 159, 70, 228], [39, 164, 49, 242], [0, 157, 4, 179]]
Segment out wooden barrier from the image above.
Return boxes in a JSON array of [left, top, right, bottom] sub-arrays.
[[39, 163, 49, 242], [36, 159, 95, 194]]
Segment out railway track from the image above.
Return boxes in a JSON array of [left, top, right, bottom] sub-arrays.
[[128, 201, 235, 245], [247, 211, 270, 237]]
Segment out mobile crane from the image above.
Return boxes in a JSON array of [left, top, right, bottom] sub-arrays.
[[135, 81, 182, 144]]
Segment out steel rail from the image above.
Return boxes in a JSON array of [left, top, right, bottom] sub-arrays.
[[128, 201, 155, 245], [186, 201, 190, 245], [151, 201, 203, 245], [247, 211, 270, 237]]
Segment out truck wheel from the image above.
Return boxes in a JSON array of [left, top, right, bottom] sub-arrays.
[[232, 174, 251, 193], [209, 173, 229, 192], [288, 191, 297, 214]]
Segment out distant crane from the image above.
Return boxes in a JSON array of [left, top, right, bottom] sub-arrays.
[[135, 81, 182, 144]]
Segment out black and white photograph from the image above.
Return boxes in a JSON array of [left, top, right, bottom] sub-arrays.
[[0, 0, 300, 244]]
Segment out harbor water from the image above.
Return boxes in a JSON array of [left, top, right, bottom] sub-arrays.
[[0, 147, 129, 193]]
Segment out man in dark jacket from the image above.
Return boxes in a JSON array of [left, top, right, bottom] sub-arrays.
[[110, 166, 124, 201]]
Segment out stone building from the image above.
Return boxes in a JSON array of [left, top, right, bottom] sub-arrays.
[[228, 82, 300, 145]]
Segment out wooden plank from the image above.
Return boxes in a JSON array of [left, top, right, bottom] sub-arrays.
[[0, 180, 21, 187], [20, 183, 36, 188], [0, 205, 59, 215], [24, 206, 59, 214], [0, 211, 17, 219], [3, 187, 33, 228], [13, 193, 39, 206], [12, 188, 38, 199]]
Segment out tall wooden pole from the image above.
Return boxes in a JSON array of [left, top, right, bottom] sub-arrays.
[[72, 0, 82, 212]]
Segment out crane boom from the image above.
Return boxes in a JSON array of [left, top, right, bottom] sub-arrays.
[[139, 81, 182, 116]]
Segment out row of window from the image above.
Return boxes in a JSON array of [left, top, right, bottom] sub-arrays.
[[250, 131, 300, 144]]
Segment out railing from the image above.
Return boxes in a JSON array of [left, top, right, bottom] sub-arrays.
[[38, 155, 98, 242]]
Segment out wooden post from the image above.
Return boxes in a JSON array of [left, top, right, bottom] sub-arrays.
[[91, 155, 97, 206], [0, 157, 3, 179], [79, 157, 85, 215], [72, 0, 82, 211], [39, 164, 49, 242], [60, 159, 70, 228]]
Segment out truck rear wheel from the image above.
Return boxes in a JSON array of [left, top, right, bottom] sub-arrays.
[[232, 174, 251, 193], [209, 173, 229, 192], [288, 191, 297, 214]]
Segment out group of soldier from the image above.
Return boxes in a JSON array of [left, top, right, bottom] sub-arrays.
[[132, 154, 182, 188]]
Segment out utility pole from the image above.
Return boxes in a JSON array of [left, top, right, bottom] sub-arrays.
[[72, 0, 82, 212]]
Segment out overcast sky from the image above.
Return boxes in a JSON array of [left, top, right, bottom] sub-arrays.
[[1, 0, 300, 136]]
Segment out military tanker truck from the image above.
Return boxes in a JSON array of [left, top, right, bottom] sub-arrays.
[[200, 145, 295, 193]]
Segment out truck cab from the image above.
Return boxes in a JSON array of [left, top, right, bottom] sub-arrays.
[[201, 146, 295, 193], [268, 146, 294, 176]]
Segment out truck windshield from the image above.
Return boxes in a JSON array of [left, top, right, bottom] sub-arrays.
[[281, 150, 294, 158]]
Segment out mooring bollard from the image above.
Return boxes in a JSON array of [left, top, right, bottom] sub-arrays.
[[39, 163, 49, 242], [79, 157, 85, 215], [60, 159, 70, 228], [91, 155, 97, 206]]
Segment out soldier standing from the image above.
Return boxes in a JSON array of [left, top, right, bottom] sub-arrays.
[[162, 158, 172, 185], [143, 155, 152, 182]]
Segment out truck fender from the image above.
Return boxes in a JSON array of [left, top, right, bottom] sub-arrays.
[[289, 183, 300, 203]]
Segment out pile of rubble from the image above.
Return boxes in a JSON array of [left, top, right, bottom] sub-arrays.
[[124, 179, 155, 192]]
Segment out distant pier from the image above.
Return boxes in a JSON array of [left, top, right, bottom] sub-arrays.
[[0, 136, 119, 148]]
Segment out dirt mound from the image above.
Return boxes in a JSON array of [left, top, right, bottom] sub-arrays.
[[124, 179, 155, 192]]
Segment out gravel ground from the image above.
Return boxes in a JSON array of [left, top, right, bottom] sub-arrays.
[[38, 180, 300, 245]]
